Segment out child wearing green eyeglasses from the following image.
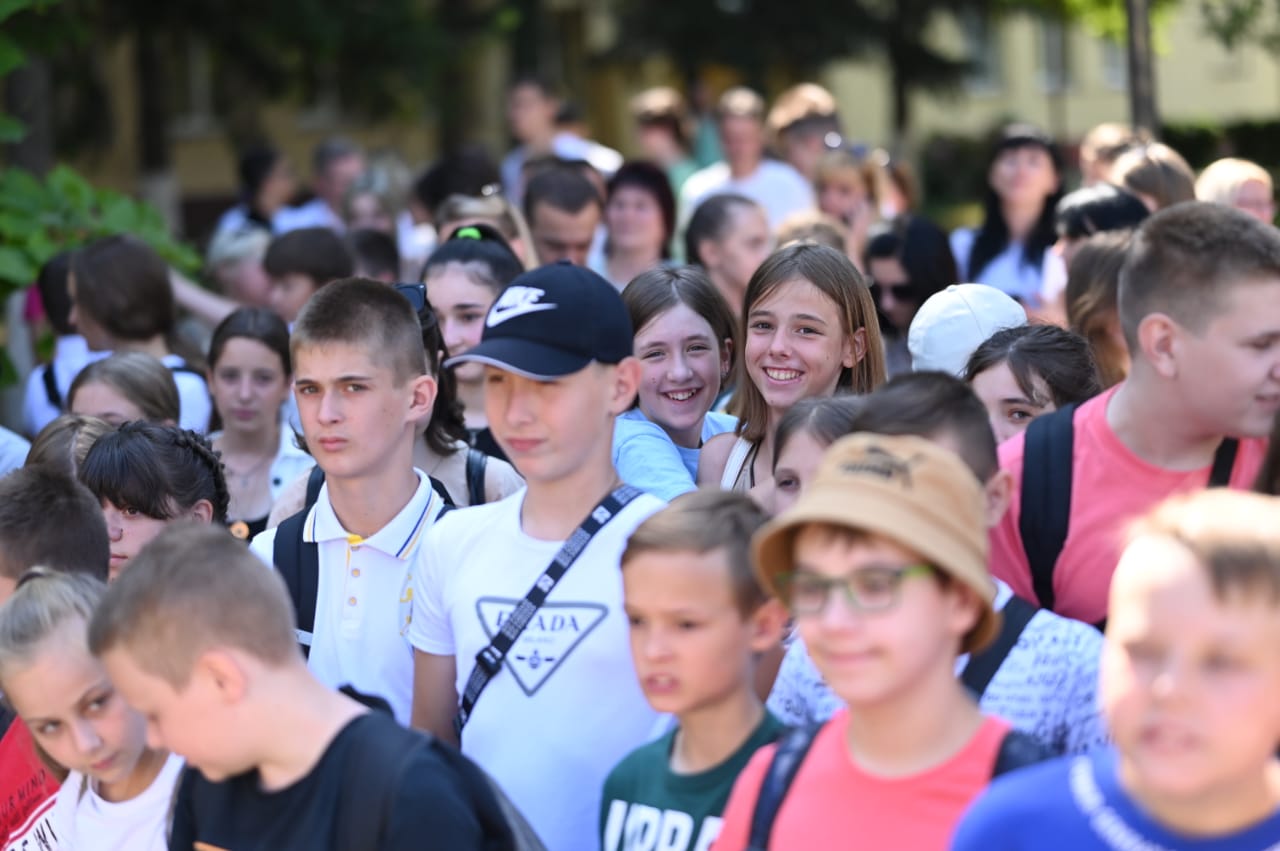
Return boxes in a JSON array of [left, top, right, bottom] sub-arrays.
[[713, 432, 1049, 850]]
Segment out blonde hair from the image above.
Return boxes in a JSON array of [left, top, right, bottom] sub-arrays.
[[0, 568, 105, 686], [26, 414, 114, 476], [1129, 490, 1280, 603], [434, 194, 538, 270], [775, 211, 848, 253], [1195, 158, 1273, 207]]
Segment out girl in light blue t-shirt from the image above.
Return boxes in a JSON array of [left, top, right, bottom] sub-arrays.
[[613, 267, 738, 500]]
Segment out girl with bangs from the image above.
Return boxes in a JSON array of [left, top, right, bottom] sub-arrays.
[[78, 422, 228, 579], [699, 243, 886, 496]]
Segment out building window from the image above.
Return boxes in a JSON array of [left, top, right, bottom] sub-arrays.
[[168, 39, 218, 137], [1101, 38, 1127, 90], [1038, 17, 1071, 93], [961, 12, 1003, 93]]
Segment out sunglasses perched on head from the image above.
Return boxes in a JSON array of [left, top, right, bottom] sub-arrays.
[[392, 282, 439, 332]]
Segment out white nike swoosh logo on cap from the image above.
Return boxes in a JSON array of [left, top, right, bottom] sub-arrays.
[[486, 301, 558, 327]]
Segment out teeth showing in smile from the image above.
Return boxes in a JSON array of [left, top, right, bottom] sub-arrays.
[[764, 368, 801, 381], [664, 389, 698, 402]]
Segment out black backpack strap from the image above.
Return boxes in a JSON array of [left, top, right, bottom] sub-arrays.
[[960, 594, 1038, 699], [746, 723, 823, 851], [1018, 403, 1078, 611], [336, 713, 426, 851], [430, 475, 457, 508], [336, 689, 545, 851], [1209, 438, 1239, 487], [273, 508, 318, 658], [42, 364, 61, 410], [304, 465, 326, 509], [466, 447, 488, 506], [991, 728, 1054, 778]]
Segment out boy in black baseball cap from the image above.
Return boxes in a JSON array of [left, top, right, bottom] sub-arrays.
[[410, 262, 667, 851]]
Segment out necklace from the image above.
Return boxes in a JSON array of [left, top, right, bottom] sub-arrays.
[[221, 452, 273, 489]]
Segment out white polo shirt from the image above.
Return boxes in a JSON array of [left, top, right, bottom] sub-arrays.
[[251, 470, 442, 724]]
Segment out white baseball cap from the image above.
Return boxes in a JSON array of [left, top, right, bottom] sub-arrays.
[[907, 284, 1028, 377]]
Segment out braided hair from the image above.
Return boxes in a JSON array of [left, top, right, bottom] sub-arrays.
[[79, 422, 230, 524]]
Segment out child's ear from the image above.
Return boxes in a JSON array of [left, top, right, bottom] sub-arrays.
[[1137, 312, 1180, 378], [982, 470, 1013, 530], [720, 338, 734, 381], [747, 598, 790, 654], [197, 649, 249, 705], [189, 499, 215, 524], [610, 358, 642, 415], [408, 374, 439, 423], [843, 326, 867, 369]]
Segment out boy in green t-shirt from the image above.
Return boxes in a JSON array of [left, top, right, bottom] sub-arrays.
[[601, 490, 788, 851]]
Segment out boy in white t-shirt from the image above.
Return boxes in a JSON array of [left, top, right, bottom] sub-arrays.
[[251, 277, 438, 723], [411, 262, 665, 851]]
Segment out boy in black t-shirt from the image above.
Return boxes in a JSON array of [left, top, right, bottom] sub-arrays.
[[601, 490, 788, 851], [89, 523, 518, 851]]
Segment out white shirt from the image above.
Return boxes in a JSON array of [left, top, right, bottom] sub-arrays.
[[680, 159, 815, 230], [159, 353, 213, 434], [251, 470, 444, 724], [273, 198, 344, 234], [767, 580, 1108, 755], [22, 335, 106, 437], [46, 752, 183, 851], [411, 489, 664, 851], [209, 426, 314, 504], [950, 228, 1066, 308]]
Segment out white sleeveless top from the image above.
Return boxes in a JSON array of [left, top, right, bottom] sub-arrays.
[[719, 437, 758, 494]]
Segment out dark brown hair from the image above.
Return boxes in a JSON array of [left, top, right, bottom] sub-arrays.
[[964, 324, 1102, 413], [1118, 201, 1280, 350], [0, 466, 109, 582], [71, 236, 175, 342], [1066, 230, 1131, 388]]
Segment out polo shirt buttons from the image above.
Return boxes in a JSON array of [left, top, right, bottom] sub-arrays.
[[348, 596, 357, 606], [352, 568, 361, 577]]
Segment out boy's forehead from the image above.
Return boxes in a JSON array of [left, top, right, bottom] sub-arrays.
[[294, 341, 394, 377], [793, 524, 919, 563], [482, 360, 612, 383]]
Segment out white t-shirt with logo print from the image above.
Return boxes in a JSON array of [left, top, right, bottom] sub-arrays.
[[410, 489, 664, 851]]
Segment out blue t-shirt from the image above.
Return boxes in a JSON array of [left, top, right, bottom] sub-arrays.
[[952, 748, 1280, 850], [613, 410, 738, 501]]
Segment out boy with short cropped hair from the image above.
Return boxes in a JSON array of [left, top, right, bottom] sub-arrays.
[[250, 277, 437, 724], [955, 488, 1280, 848], [90, 522, 523, 850], [601, 490, 788, 851], [714, 433, 1047, 850], [411, 262, 665, 851], [0, 465, 110, 849], [262, 226, 355, 323], [993, 202, 1279, 625]]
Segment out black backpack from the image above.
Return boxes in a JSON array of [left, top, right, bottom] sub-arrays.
[[273, 464, 468, 657], [335, 689, 545, 851], [1018, 403, 1238, 618], [745, 723, 1050, 850]]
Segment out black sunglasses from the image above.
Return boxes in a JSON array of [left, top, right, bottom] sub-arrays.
[[392, 282, 439, 332], [870, 280, 916, 302]]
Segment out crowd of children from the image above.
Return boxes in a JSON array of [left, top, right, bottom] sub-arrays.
[[1, 87, 1280, 851]]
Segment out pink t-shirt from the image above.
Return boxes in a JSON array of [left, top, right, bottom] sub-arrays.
[[714, 711, 1009, 850], [990, 385, 1268, 625]]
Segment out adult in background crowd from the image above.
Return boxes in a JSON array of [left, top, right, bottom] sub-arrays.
[[681, 87, 815, 231], [274, 137, 365, 233], [951, 124, 1064, 308]]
